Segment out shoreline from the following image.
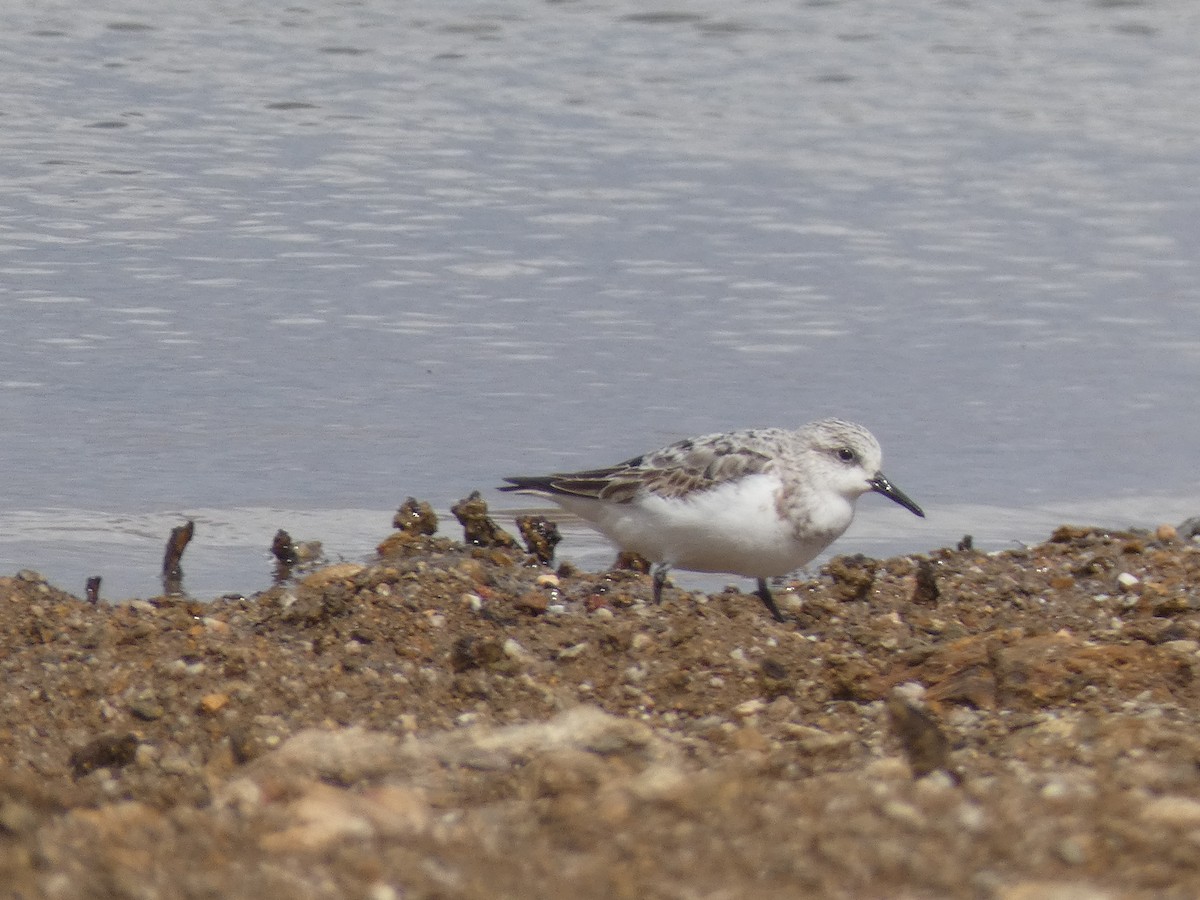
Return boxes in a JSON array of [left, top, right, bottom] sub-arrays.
[[2, 511, 1200, 897]]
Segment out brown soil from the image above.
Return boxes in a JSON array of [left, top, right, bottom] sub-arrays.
[[3, 513, 1200, 899]]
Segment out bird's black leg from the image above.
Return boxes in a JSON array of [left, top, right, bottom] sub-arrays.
[[756, 578, 786, 623], [651, 564, 670, 605]]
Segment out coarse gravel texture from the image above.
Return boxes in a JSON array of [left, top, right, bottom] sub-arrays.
[[2, 513, 1200, 899]]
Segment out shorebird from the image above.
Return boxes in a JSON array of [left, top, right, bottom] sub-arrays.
[[500, 419, 924, 621]]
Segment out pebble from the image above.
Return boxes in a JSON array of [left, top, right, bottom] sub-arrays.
[[199, 693, 230, 715], [1056, 836, 1089, 866], [882, 799, 925, 829], [1162, 639, 1200, 654], [1141, 795, 1200, 827], [733, 698, 766, 719], [502, 638, 533, 662], [159, 754, 195, 776], [557, 642, 588, 660], [513, 592, 548, 615], [1116, 572, 1139, 590], [201, 617, 230, 635]]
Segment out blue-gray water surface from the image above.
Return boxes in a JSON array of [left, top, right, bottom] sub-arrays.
[[2, 0, 1199, 599]]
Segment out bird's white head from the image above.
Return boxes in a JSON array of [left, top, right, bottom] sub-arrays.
[[797, 419, 924, 517]]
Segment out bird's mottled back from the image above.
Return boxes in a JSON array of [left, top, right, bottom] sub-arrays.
[[501, 420, 883, 504]]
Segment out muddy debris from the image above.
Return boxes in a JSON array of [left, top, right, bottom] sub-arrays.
[[270, 528, 323, 570], [611, 548, 652, 573], [0, 520, 1199, 897], [912, 556, 941, 605], [886, 686, 956, 780], [825, 552, 879, 601], [451, 490, 519, 549], [514, 513, 561, 565], [393, 496, 439, 536], [68, 732, 139, 778], [160, 518, 194, 595]]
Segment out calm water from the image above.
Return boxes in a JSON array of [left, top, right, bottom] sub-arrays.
[[2, 0, 1199, 598]]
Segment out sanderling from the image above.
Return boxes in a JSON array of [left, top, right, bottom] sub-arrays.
[[499, 419, 924, 621]]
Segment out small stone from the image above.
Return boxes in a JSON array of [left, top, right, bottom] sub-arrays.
[[1142, 795, 1200, 827], [1156, 523, 1178, 542], [535, 573, 560, 588], [513, 592, 548, 615], [199, 693, 230, 715], [503, 638, 533, 662], [301, 563, 366, 592], [730, 726, 769, 752], [1116, 572, 1139, 591], [129, 698, 165, 721], [733, 698, 767, 719], [1162, 639, 1200, 654], [1056, 836, 1089, 866], [882, 799, 925, 828], [201, 617, 230, 635], [450, 636, 505, 672], [0, 799, 39, 836], [557, 642, 588, 661]]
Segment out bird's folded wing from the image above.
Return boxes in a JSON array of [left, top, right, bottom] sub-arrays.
[[553, 439, 775, 503]]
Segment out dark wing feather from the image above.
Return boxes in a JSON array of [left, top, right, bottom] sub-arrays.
[[500, 433, 776, 504]]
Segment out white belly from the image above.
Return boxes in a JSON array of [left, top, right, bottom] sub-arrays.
[[551, 474, 853, 578]]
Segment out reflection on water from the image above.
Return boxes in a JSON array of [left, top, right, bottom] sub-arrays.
[[1, 0, 1199, 595]]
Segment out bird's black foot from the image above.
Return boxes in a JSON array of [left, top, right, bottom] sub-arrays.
[[756, 578, 786, 623], [651, 564, 671, 605]]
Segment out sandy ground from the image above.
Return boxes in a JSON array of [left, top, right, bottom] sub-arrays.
[[2, 500, 1200, 899]]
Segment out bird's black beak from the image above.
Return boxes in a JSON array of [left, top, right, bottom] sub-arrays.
[[869, 472, 925, 518]]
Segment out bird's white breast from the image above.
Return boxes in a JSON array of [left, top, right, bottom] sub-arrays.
[[551, 473, 855, 578]]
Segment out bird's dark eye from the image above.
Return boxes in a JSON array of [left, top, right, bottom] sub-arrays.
[[836, 447, 857, 464]]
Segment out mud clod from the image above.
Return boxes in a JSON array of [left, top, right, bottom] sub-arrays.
[[69, 733, 139, 777], [912, 557, 940, 605], [451, 490, 519, 548], [515, 513, 562, 565], [394, 497, 439, 535], [887, 689, 955, 780], [825, 553, 879, 601]]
